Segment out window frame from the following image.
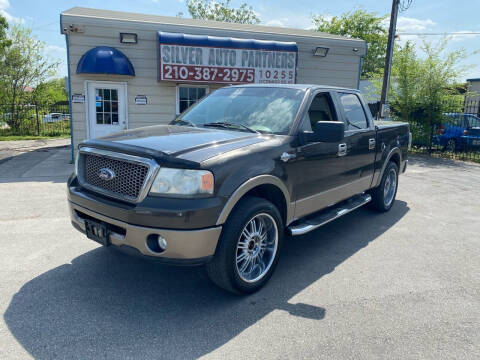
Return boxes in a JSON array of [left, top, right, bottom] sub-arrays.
[[84, 80, 128, 140], [336, 91, 372, 133], [175, 84, 209, 115], [298, 90, 339, 132]]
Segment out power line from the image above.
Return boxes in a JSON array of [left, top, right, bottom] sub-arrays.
[[32, 21, 58, 30], [397, 32, 480, 36], [399, 0, 413, 11]]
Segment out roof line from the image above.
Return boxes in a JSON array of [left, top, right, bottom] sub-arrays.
[[61, 7, 366, 44]]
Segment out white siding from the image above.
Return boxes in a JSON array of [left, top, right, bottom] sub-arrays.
[[62, 9, 365, 152]]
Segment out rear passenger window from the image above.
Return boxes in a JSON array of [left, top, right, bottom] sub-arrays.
[[339, 93, 368, 130]]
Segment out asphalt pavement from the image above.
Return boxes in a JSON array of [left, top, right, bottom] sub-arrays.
[[0, 145, 479, 359], [0, 138, 70, 162]]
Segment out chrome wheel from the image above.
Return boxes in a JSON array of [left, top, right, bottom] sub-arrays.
[[383, 168, 397, 207], [235, 213, 278, 283]]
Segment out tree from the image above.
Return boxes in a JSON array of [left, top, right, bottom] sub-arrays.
[[184, 0, 260, 24], [0, 14, 11, 101], [384, 38, 467, 148], [0, 14, 11, 54], [388, 41, 420, 123], [312, 9, 388, 78], [30, 78, 68, 106], [0, 24, 59, 129]]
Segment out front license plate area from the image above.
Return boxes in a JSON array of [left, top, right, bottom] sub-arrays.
[[85, 219, 110, 246]]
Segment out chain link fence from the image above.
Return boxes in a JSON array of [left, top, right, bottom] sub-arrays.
[[0, 102, 70, 138]]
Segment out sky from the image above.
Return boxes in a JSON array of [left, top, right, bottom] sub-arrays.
[[1, 0, 480, 81]]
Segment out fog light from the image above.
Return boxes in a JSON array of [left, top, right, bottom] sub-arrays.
[[158, 235, 167, 250], [146, 234, 167, 254]]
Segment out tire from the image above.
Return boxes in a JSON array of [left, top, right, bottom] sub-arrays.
[[206, 196, 284, 295], [369, 161, 399, 212], [445, 139, 456, 153]]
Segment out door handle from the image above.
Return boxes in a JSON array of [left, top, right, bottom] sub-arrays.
[[369, 138, 376, 150], [338, 143, 347, 157], [280, 152, 296, 162]]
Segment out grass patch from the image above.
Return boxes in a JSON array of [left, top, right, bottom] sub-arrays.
[[0, 134, 70, 141], [410, 147, 480, 164]]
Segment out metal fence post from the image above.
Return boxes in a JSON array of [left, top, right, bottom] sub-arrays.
[[35, 104, 40, 136]]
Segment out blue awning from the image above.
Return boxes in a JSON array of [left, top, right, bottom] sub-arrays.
[[158, 32, 298, 52], [76, 46, 135, 76]]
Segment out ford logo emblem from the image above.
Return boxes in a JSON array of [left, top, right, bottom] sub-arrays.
[[98, 168, 115, 181]]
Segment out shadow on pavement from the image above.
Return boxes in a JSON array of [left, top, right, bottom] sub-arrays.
[[4, 201, 409, 359], [0, 146, 72, 184]]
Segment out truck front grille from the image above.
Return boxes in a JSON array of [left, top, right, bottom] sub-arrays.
[[77, 148, 158, 203]]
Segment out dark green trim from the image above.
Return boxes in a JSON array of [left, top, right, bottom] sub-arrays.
[[63, 13, 74, 163]]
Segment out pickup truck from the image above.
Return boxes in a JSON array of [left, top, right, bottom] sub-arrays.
[[68, 84, 410, 294]]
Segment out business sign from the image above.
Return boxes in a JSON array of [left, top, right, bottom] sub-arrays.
[[72, 94, 85, 103], [135, 95, 147, 105], [158, 32, 297, 84]]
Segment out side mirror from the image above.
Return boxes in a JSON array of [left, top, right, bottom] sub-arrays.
[[301, 121, 345, 143]]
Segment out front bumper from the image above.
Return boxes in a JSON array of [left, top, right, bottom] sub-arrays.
[[69, 201, 222, 265]]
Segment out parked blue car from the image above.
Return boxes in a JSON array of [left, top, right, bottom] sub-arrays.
[[433, 113, 480, 152]]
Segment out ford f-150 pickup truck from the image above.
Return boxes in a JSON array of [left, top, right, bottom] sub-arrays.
[[68, 84, 410, 294]]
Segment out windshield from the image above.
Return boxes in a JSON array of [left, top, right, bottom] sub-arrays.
[[172, 87, 305, 134]]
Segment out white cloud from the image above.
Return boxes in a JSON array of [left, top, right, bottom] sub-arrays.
[[448, 31, 480, 42], [396, 17, 435, 32], [45, 45, 66, 54], [263, 15, 315, 31], [0, 0, 24, 24], [383, 17, 436, 48], [44, 44, 67, 77], [381, 16, 435, 33], [265, 18, 288, 27]]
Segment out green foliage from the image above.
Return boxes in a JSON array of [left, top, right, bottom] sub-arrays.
[[31, 78, 68, 106], [388, 42, 420, 123], [0, 135, 70, 141], [312, 9, 388, 78], [389, 39, 466, 121], [0, 24, 59, 129], [374, 38, 468, 147], [0, 14, 11, 54], [185, 0, 260, 24]]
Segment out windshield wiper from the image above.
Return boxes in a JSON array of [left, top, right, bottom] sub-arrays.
[[173, 119, 197, 127], [203, 122, 259, 133]]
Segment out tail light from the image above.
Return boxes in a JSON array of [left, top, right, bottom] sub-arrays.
[[463, 129, 469, 135], [437, 125, 445, 135]]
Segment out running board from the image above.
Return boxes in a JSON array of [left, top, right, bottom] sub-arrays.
[[288, 193, 372, 236]]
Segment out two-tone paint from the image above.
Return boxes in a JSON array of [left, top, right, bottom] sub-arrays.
[[68, 84, 409, 264]]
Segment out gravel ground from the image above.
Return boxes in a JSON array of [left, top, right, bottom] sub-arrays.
[[0, 148, 479, 359]]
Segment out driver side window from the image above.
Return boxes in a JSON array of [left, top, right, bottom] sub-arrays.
[[301, 92, 337, 131]]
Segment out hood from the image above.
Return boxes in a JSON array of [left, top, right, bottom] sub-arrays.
[[85, 125, 271, 164]]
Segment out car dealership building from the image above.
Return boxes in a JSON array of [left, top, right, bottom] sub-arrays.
[[60, 7, 367, 155]]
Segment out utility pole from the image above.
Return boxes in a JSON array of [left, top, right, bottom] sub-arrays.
[[379, 0, 400, 119]]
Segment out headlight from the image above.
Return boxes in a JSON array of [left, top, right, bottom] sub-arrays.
[[149, 168, 214, 196]]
